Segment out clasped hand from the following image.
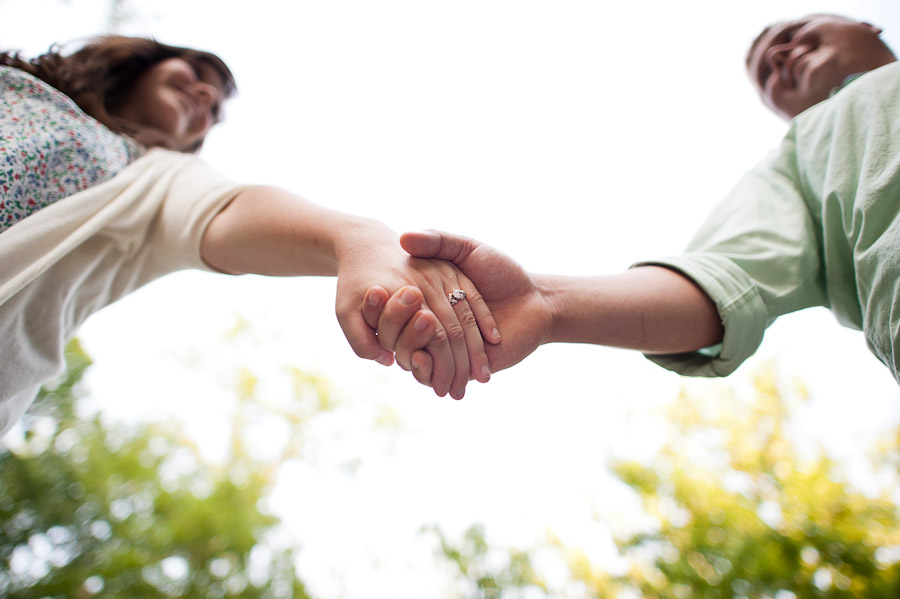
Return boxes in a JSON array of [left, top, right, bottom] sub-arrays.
[[355, 230, 555, 397], [335, 235, 501, 399]]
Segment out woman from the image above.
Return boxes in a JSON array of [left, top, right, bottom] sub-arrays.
[[0, 36, 497, 436]]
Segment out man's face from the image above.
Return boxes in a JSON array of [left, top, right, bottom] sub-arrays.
[[747, 15, 895, 120]]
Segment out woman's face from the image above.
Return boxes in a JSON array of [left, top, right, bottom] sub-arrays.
[[114, 57, 226, 150]]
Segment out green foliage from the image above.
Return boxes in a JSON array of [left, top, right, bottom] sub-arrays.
[[433, 367, 900, 598], [0, 340, 311, 599], [427, 523, 546, 599], [602, 369, 900, 598]]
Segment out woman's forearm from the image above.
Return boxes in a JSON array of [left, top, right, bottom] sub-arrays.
[[539, 266, 723, 354], [200, 185, 397, 276], [198, 185, 499, 399]]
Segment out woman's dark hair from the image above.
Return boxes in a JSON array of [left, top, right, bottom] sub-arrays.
[[0, 36, 237, 152]]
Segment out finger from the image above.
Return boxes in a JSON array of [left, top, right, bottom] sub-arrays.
[[362, 285, 391, 329], [394, 309, 437, 371], [457, 272, 501, 345], [379, 292, 454, 396], [402, 232, 501, 350], [374, 286, 425, 352], [423, 324, 455, 397], [411, 349, 434, 387], [421, 284, 471, 399], [400, 229, 480, 264], [448, 284, 491, 384], [336, 307, 395, 367]]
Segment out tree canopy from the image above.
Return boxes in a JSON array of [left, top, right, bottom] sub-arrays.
[[433, 368, 900, 598], [0, 340, 311, 599]]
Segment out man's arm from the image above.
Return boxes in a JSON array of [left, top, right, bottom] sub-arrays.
[[364, 230, 722, 380], [540, 266, 723, 353]]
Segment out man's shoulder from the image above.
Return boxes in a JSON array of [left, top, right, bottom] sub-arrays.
[[794, 62, 900, 132], [844, 61, 900, 93]]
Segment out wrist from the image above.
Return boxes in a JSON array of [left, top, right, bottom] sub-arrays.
[[537, 273, 617, 346], [332, 216, 399, 270], [532, 273, 567, 346]]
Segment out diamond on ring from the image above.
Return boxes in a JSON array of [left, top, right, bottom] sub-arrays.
[[448, 289, 466, 305]]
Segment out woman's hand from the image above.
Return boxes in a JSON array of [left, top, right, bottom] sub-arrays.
[[200, 185, 501, 399], [362, 230, 554, 386], [370, 230, 724, 388], [333, 229, 500, 399]]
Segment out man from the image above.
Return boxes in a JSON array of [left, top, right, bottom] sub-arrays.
[[365, 14, 900, 390], [746, 14, 895, 120]]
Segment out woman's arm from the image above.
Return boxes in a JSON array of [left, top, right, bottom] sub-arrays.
[[200, 186, 500, 399]]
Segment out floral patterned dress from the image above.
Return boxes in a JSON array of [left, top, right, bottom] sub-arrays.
[[0, 66, 144, 233]]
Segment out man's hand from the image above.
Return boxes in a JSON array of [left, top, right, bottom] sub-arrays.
[[363, 230, 555, 384], [362, 231, 726, 392], [335, 243, 499, 399]]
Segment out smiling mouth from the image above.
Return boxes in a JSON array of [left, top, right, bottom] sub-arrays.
[[181, 90, 208, 127]]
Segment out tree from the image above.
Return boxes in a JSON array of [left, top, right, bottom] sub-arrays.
[[433, 367, 900, 598], [603, 368, 900, 598], [0, 340, 312, 599], [426, 523, 546, 599]]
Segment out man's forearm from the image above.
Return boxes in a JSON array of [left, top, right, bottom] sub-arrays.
[[539, 266, 723, 354]]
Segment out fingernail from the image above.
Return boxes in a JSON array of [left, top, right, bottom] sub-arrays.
[[481, 365, 491, 381], [400, 288, 417, 305], [414, 314, 429, 331], [492, 328, 501, 341], [376, 354, 393, 366], [368, 293, 382, 307]]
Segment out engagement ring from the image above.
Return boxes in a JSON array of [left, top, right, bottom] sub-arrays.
[[448, 289, 466, 305]]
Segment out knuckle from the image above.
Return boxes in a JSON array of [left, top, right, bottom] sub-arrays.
[[444, 323, 466, 344], [464, 289, 485, 305], [456, 309, 477, 329], [349, 344, 372, 359], [431, 326, 449, 346], [416, 268, 440, 287]]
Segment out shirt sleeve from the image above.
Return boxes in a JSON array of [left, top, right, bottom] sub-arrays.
[[634, 128, 827, 377], [142, 151, 248, 272]]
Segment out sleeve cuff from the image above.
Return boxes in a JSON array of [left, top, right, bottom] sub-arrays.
[[631, 253, 769, 377]]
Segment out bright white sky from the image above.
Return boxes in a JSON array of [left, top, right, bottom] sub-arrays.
[[6, 0, 900, 596]]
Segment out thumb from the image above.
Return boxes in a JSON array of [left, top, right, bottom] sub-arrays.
[[336, 305, 395, 366], [400, 230, 480, 265]]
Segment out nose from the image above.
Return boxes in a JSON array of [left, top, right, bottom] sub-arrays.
[[765, 42, 792, 69], [194, 81, 219, 107]]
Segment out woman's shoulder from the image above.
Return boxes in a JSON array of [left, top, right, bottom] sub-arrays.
[[0, 65, 95, 121], [0, 66, 145, 233], [0, 64, 142, 154]]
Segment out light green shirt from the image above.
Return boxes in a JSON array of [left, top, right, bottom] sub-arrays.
[[640, 62, 900, 382]]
